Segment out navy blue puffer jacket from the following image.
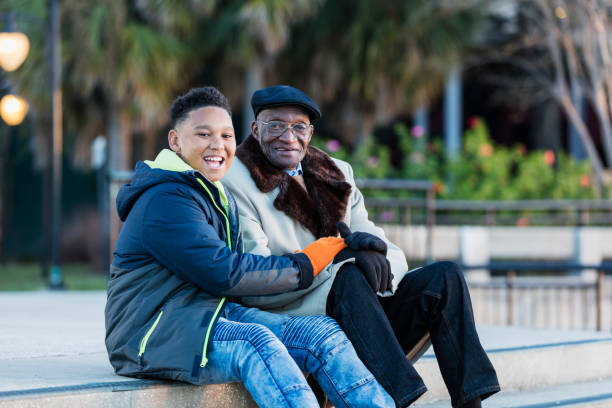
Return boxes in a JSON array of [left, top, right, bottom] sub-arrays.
[[105, 149, 313, 383]]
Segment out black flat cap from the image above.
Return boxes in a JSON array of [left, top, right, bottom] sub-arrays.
[[251, 85, 321, 121]]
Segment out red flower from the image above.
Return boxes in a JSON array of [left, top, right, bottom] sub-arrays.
[[543, 150, 555, 165], [580, 174, 591, 188], [433, 181, 445, 195], [516, 216, 529, 227], [468, 116, 481, 129], [479, 144, 493, 157]]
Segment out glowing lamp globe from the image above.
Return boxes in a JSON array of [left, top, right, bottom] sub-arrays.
[[0, 32, 30, 72], [0, 94, 29, 126]]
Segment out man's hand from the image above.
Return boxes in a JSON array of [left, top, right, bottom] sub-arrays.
[[334, 247, 394, 293], [337, 221, 387, 255]]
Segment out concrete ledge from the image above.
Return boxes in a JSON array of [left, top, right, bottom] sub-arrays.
[[0, 382, 256, 408]]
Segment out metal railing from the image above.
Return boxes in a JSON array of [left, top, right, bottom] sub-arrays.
[[463, 262, 612, 332], [362, 195, 612, 226], [355, 179, 435, 261]]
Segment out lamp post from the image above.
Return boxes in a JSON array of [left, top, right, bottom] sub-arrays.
[[48, 0, 63, 289], [0, 12, 30, 269], [0, 4, 63, 288]]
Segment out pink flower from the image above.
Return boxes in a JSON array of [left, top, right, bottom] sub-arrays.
[[367, 156, 379, 168], [326, 139, 341, 153], [411, 125, 425, 138], [468, 116, 481, 129], [543, 150, 555, 165], [516, 216, 529, 227]]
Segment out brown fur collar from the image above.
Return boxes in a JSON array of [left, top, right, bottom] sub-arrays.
[[236, 135, 352, 238]]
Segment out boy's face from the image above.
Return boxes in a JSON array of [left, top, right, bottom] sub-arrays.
[[168, 106, 236, 182]]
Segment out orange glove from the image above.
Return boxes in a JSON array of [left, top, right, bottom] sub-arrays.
[[299, 237, 347, 276]]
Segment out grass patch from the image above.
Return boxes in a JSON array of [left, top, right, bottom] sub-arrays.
[[0, 263, 108, 291]]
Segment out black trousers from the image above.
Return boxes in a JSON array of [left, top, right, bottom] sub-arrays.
[[326, 261, 500, 407]]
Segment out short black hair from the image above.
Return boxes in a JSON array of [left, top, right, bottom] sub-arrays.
[[169, 86, 232, 128]]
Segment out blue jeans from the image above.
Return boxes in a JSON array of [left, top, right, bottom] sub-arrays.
[[199, 302, 394, 408]]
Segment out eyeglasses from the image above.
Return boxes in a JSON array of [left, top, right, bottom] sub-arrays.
[[258, 120, 313, 138]]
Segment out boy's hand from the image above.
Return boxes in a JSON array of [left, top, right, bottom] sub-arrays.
[[300, 237, 347, 276]]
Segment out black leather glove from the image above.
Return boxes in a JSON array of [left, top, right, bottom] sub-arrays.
[[337, 221, 387, 255], [334, 247, 394, 293]]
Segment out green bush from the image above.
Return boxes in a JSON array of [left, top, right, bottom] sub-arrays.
[[311, 117, 598, 200]]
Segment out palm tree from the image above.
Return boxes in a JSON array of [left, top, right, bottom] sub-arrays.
[[207, 0, 324, 139], [61, 0, 193, 170], [277, 0, 485, 147], [3, 0, 193, 170]]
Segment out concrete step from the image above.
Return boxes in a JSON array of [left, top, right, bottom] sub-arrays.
[[414, 326, 612, 403], [414, 378, 612, 407], [2, 292, 612, 407]]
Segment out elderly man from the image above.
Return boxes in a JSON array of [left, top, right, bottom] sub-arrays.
[[223, 85, 499, 408]]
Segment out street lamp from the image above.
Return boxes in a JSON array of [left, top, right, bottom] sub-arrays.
[[0, 31, 29, 72], [0, 6, 63, 289], [0, 94, 28, 125]]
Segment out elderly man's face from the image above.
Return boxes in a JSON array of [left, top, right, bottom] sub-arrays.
[[252, 106, 313, 170]]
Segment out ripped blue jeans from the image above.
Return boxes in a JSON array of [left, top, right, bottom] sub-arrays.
[[199, 301, 394, 408]]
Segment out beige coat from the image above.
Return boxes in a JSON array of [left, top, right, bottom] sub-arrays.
[[223, 137, 409, 316]]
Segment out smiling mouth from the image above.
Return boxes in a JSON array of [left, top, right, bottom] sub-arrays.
[[274, 147, 300, 153], [203, 156, 225, 169]]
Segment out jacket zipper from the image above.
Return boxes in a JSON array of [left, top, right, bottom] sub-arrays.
[[194, 178, 231, 367], [200, 297, 226, 367], [138, 310, 163, 357]]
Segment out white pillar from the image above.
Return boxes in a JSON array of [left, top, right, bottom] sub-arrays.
[[460, 226, 490, 283], [573, 227, 602, 281]]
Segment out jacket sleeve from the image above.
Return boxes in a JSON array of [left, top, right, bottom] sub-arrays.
[[340, 161, 410, 292], [141, 186, 313, 296], [223, 176, 273, 257]]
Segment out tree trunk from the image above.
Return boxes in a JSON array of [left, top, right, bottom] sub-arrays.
[[336, 101, 374, 149], [558, 92, 606, 195], [591, 88, 612, 168], [242, 62, 263, 141], [107, 99, 132, 172], [106, 100, 132, 262]]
